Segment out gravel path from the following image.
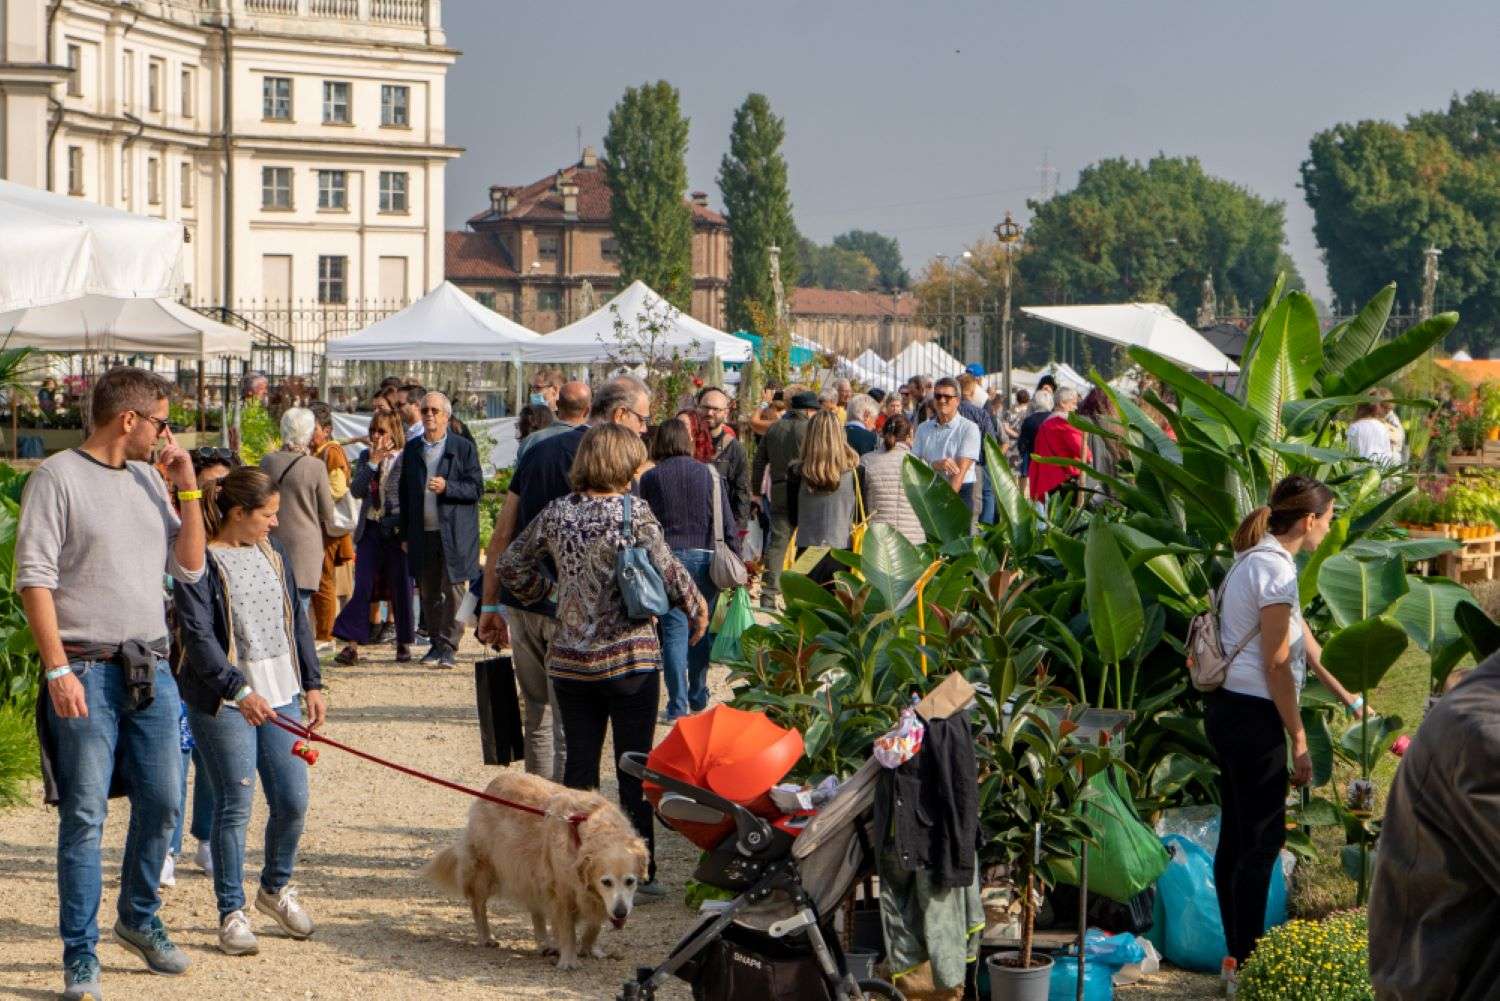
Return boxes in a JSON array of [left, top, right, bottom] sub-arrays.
[[0, 638, 1214, 999]]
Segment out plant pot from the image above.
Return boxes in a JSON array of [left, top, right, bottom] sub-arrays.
[[845, 947, 879, 982], [1487, 426, 1499, 441], [987, 951, 1052, 1001]]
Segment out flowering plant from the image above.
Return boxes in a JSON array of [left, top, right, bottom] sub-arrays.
[[1237, 910, 1372, 1001]]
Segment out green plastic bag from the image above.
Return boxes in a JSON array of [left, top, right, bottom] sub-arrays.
[[710, 587, 754, 664], [1051, 768, 1169, 904]]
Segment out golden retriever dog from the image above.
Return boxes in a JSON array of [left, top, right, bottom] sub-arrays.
[[421, 770, 649, 970]]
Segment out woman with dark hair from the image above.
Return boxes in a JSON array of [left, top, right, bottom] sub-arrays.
[[1077, 387, 1124, 505], [1208, 475, 1368, 972], [173, 467, 326, 957], [859, 414, 924, 546], [516, 403, 554, 443], [640, 419, 739, 722]]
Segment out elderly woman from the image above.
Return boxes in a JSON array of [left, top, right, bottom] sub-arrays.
[[259, 407, 335, 616]]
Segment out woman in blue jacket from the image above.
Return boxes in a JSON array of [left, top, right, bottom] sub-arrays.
[[173, 466, 326, 958]]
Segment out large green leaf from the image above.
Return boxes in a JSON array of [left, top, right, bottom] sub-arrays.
[[1338, 714, 1405, 766], [1301, 707, 1336, 788], [1456, 601, 1500, 661], [1123, 443, 1238, 534], [860, 522, 927, 614], [1321, 616, 1409, 694], [1321, 283, 1395, 379], [1346, 537, 1459, 562], [1317, 552, 1408, 628], [1322, 312, 1460, 396], [1112, 523, 1192, 598], [1236, 272, 1288, 399], [1299, 514, 1349, 608], [1391, 575, 1476, 653], [1127, 345, 1261, 450], [983, 435, 1035, 554], [1099, 376, 1182, 462], [1282, 395, 1436, 436], [900, 453, 972, 546], [1084, 519, 1145, 665], [1243, 291, 1323, 446]]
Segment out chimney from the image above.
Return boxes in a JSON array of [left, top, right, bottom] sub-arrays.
[[489, 185, 514, 215], [560, 179, 579, 220], [580, 144, 598, 169], [690, 191, 709, 208]]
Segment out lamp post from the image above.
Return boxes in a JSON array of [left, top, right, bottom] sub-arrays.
[[995, 211, 1023, 403]]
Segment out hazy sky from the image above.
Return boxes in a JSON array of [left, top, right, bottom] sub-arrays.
[[443, 0, 1500, 302]]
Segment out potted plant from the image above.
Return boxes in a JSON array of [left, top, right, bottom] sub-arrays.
[[981, 688, 1111, 1001]]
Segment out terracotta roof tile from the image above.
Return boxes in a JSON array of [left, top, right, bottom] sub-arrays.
[[790, 288, 919, 318], [444, 231, 516, 280], [467, 158, 725, 227]]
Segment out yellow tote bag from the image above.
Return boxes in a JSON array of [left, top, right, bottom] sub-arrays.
[[850, 471, 869, 556]]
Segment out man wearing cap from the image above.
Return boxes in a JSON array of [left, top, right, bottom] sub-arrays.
[[752, 391, 818, 611]]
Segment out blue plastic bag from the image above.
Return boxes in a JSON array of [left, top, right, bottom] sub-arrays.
[[1081, 929, 1145, 969], [1047, 955, 1115, 1001], [1153, 834, 1286, 972]]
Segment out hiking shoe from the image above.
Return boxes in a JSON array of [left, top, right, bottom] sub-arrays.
[[192, 839, 214, 877], [255, 884, 314, 939], [159, 852, 176, 888], [334, 645, 359, 666], [436, 649, 457, 670], [419, 646, 442, 665], [62, 954, 102, 1000], [372, 622, 394, 644], [395, 643, 412, 663], [114, 916, 190, 975], [636, 880, 668, 901], [218, 910, 258, 956]]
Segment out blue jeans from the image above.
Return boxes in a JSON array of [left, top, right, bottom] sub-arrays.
[[657, 549, 717, 719], [170, 747, 214, 856], [297, 588, 314, 623], [189, 699, 309, 920], [979, 471, 997, 525], [47, 659, 183, 964]]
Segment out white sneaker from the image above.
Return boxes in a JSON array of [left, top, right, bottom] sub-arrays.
[[159, 852, 176, 887], [218, 909, 258, 956], [315, 640, 334, 654], [255, 884, 314, 939], [192, 839, 214, 877]]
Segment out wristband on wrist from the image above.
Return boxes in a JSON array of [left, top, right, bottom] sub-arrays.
[[45, 666, 72, 682], [177, 488, 203, 502], [231, 685, 252, 704], [481, 604, 503, 614], [1347, 695, 1365, 716]]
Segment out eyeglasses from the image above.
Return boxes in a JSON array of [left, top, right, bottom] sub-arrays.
[[132, 410, 169, 437], [192, 446, 237, 468], [933, 392, 958, 402], [420, 407, 445, 416]]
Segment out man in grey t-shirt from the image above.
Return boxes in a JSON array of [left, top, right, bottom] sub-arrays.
[[17, 367, 205, 999]]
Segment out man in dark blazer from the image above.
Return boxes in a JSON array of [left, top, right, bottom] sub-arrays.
[[399, 391, 484, 668], [844, 393, 880, 456]]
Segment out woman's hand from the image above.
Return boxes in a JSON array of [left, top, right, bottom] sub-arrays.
[[689, 601, 709, 645], [304, 690, 327, 730], [238, 692, 274, 726], [1291, 750, 1313, 787]]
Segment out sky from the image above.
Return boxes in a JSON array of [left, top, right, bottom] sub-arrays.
[[442, 0, 1500, 303]]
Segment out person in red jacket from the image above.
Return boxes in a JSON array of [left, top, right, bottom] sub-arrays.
[[1027, 387, 1088, 502]]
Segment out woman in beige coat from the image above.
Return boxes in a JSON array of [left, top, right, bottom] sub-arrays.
[[858, 415, 926, 547]]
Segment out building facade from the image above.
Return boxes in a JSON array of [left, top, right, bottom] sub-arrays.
[[448, 145, 730, 332], [0, 0, 456, 317], [789, 287, 936, 360]]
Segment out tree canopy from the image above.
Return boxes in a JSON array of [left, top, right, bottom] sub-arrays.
[[1302, 90, 1500, 350], [603, 80, 694, 310], [718, 93, 798, 333], [1018, 155, 1302, 319], [832, 230, 909, 290], [795, 237, 879, 290]]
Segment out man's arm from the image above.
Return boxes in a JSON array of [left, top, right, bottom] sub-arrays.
[[750, 427, 770, 508], [20, 587, 86, 716], [730, 441, 751, 526]]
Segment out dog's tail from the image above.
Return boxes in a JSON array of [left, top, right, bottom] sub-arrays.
[[419, 844, 464, 897]]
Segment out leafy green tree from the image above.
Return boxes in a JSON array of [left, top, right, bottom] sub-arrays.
[[794, 237, 877, 290], [832, 229, 909, 290], [1018, 155, 1302, 318], [718, 93, 799, 334], [603, 80, 694, 310]]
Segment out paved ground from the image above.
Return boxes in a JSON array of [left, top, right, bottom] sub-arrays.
[[0, 637, 1215, 1000]]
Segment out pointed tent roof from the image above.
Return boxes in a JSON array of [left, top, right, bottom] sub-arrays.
[[853, 348, 890, 373], [326, 281, 539, 361], [0, 295, 251, 357], [1021, 302, 1238, 373], [521, 280, 751, 364], [888, 340, 965, 380]]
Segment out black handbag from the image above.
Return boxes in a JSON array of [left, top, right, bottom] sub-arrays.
[[474, 656, 525, 766]]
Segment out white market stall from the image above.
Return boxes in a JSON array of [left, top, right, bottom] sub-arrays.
[[521, 281, 751, 365], [0, 179, 182, 312], [0, 295, 251, 357], [887, 340, 966, 383], [1021, 303, 1238, 374], [854, 348, 891, 374]]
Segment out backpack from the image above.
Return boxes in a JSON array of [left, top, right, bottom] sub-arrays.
[[1186, 555, 1262, 693]]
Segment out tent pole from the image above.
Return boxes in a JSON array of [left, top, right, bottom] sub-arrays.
[[197, 354, 206, 432]]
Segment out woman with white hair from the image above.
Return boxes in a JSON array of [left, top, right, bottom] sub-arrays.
[[258, 407, 335, 616]]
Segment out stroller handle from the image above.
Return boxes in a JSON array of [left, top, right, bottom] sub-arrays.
[[619, 752, 776, 857]]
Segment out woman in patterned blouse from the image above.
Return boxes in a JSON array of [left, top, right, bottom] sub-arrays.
[[497, 422, 706, 894]]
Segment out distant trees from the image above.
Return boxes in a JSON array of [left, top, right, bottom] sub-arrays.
[[833, 230, 909, 291], [795, 230, 908, 291], [718, 93, 799, 334]]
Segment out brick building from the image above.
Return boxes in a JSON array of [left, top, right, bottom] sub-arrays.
[[447, 146, 730, 331], [789, 288, 937, 360]]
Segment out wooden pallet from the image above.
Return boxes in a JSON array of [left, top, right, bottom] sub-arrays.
[[1408, 527, 1500, 583]]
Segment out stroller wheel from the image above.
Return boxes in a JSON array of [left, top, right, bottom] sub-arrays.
[[855, 979, 904, 1001]]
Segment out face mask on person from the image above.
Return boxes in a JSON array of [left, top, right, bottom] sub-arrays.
[[530, 392, 547, 406]]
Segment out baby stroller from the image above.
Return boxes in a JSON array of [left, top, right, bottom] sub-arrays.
[[617, 709, 903, 1001]]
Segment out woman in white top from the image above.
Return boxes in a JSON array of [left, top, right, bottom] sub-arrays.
[[1347, 400, 1394, 463], [174, 467, 326, 958], [1206, 474, 1367, 969]]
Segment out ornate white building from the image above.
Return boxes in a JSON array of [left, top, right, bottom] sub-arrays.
[[0, 0, 456, 312]]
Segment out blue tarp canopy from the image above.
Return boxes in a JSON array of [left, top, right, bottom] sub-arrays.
[[733, 330, 817, 367]]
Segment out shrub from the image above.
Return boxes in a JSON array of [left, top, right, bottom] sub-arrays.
[[1238, 910, 1372, 1001], [0, 702, 39, 808]]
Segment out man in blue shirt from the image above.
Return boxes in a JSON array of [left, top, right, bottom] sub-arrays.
[[912, 377, 982, 511]]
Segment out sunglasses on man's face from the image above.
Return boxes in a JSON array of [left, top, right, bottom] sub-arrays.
[[933, 392, 958, 402]]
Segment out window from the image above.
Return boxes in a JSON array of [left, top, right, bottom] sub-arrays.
[[66, 146, 83, 195], [380, 84, 409, 127], [123, 50, 135, 110], [322, 81, 350, 124], [66, 44, 82, 97], [538, 289, 562, 312], [474, 291, 496, 309], [180, 161, 193, 208], [378, 171, 407, 212], [148, 59, 162, 112], [537, 232, 560, 261], [180, 67, 194, 118], [317, 169, 347, 210], [261, 166, 293, 209], [601, 236, 619, 261], [318, 255, 348, 304], [147, 156, 160, 204], [263, 76, 291, 120]]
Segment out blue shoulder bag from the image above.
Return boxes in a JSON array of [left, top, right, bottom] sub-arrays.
[[615, 494, 671, 620]]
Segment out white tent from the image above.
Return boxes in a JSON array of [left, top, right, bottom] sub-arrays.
[[0, 179, 182, 313], [1040, 362, 1092, 393], [888, 340, 965, 380], [853, 348, 890, 373], [1021, 302, 1238, 374], [326, 281, 539, 361], [0, 295, 251, 357], [833, 356, 899, 391], [521, 281, 751, 365]]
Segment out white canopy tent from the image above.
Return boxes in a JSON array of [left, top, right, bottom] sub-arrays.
[[853, 348, 890, 374], [0, 295, 251, 357], [1021, 302, 1238, 374], [325, 281, 539, 361], [0, 179, 182, 313], [521, 281, 751, 365], [888, 340, 965, 380]]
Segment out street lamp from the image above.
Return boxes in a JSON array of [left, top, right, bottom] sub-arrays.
[[994, 211, 1023, 402]]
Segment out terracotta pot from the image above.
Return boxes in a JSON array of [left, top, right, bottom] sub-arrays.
[[1488, 426, 1499, 441]]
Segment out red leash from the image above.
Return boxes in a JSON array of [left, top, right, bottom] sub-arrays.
[[267, 711, 588, 842]]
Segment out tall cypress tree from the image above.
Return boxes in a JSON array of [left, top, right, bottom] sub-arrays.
[[603, 81, 694, 310], [718, 93, 798, 334]]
